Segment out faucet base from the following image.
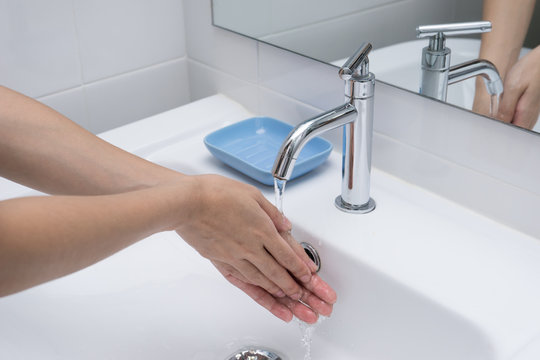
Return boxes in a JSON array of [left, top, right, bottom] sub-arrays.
[[335, 196, 376, 214]]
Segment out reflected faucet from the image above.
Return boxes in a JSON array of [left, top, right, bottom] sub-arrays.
[[272, 43, 376, 214], [417, 21, 503, 101]]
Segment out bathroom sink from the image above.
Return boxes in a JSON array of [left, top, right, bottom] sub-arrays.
[[1, 95, 540, 359], [0, 224, 494, 360]]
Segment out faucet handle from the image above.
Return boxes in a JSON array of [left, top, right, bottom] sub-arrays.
[[416, 21, 491, 51], [339, 42, 372, 80], [416, 21, 491, 38]]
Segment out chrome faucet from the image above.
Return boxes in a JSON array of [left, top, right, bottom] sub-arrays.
[[272, 43, 376, 214], [417, 21, 503, 101]]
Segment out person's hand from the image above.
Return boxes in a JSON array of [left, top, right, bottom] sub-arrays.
[[473, 46, 540, 130], [497, 46, 540, 129], [174, 174, 337, 323]]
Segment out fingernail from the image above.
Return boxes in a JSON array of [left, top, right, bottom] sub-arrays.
[[275, 290, 286, 297], [300, 274, 311, 283], [292, 292, 302, 301]]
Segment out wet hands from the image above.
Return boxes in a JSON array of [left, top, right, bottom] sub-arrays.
[[174, 174, 337, 323], [215, 230, 337, 324]]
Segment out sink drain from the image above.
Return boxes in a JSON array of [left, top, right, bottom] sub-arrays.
[[226, 347, 285, 360], [301, 242, 321, 272]]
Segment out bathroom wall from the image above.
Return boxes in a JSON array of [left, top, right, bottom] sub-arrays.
[[214, 0, 483, 62], [0, 0, 190, 133]]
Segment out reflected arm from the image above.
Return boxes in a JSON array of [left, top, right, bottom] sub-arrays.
[[478, 0, 535, 79], [473, 0, 538, 127]]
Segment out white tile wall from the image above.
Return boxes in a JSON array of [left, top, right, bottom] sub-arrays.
[[258, 42, 342, 110], [216, 0, 470, 63], [38, 87, 89, 129], [73, 0, 186, 82], [184, 0, 258, 83], [213, 0, 399, 38], [84, 58, 190, 133], [0, 0, 81, 97], [0, 0, 189, 133], [187, 60, 259, 114]]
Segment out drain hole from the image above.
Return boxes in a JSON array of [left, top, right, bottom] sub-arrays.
[[226, 347, 285, 360], [301, 242, 321, 273]]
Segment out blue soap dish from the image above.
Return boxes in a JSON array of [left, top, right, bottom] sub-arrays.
[[204, 117, 333, 185]]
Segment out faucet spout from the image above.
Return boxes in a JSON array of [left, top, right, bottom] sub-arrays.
[[272, 42, 376, 214], [448, 59, 503, 96], [272, 103, 356, 180]]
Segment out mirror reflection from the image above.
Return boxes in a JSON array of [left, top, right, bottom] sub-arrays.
[[212, 0, 540, 133]]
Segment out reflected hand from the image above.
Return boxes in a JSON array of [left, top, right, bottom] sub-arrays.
[[497, 46, 540, 130], [174, 174, 336, 321], [473, 46, 540, 130]]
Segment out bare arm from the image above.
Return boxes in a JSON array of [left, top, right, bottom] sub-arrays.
[[0, 85, 181, 195], [0, 184, 187, 296], [478, 0, 535, 79]]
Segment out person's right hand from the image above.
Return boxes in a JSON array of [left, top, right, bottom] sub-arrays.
[[496, 45, 540, 130], [173, 174, 337, 323], [473, 45, 540, 130]]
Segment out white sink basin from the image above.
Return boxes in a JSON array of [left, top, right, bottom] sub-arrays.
[[1, 95, 540, 359]]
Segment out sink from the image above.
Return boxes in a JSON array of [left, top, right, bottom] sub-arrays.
[[1, 95, 540, 359], [0, 227, 494, 359], [333, 39, 540, 132]]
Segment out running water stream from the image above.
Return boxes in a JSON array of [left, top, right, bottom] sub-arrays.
[[274, 178, 286, 214], [274, 177, 322, 360], [490, 94, 500, 118]]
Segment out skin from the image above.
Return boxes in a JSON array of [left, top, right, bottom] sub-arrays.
[[473, 0, 539, 130], [0, 86, 337, 323]]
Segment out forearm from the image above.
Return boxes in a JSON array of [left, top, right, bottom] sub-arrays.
[[0, 181, 196, 296], [0, 86, 182, 195], [479, 0, 535, 78]]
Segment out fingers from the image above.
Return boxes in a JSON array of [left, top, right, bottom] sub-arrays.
[[280, 230, 319, 273], [256, 192, 291, 233], [497, 47, 540, 129], [299, 287, 333, 317], [511, 81, 540, 130], [253, 193, 315, 292], [223, 273, 294, 323], [246, 249, 304, 300], [277, 296, 319, 324], [235, 258, 288, 298], [498, 83, 525, 124], [212, 261, 335, 324], [302, 273, 338, 305]]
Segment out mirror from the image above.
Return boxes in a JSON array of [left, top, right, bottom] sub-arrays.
[[212, 0, 540, 133]]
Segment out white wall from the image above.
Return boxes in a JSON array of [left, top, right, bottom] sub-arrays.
[[0, 0, 190, 133], [214, 0, 484, 62]]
